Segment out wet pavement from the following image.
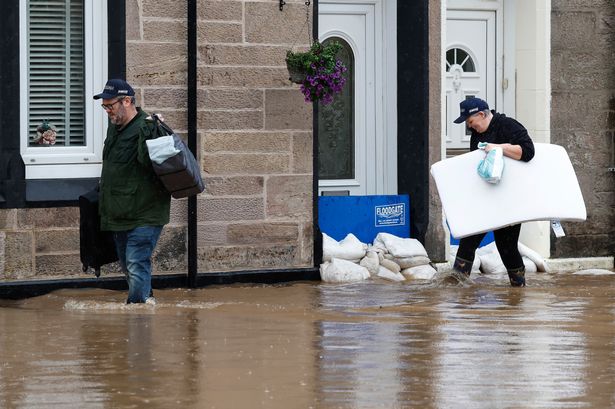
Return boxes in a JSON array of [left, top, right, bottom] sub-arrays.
[[1, 270, 615, 408]]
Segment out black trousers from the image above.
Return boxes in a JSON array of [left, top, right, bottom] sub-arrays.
[[456, 224, 524, 273]]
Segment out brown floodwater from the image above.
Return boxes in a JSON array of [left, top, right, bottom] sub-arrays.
[[1, 270, 615, 409]]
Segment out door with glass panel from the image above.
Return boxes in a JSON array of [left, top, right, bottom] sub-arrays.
[[318, 0, 396, 196], [445, 9, 496, 150]]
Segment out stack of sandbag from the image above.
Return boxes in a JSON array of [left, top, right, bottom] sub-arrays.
[[355, 247, 406, 282], [450, 241, 549, 275], [372, 233, 437, 281], [320, 233, 370, 282], [319, 232, 436, 283]]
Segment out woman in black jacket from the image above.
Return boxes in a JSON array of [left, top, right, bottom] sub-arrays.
[[451, 97, 535, 287]]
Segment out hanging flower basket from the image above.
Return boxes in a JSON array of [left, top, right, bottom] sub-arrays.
[[285, 41, 348, 105], [287, 65, 307, 84], [35, 119, 57, 145]]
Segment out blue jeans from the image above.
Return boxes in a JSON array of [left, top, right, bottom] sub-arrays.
[[113, 226, 163, 303]]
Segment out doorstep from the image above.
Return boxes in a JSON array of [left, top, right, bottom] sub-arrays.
[[545, 257, 614, 273], [434, 257, 614, 274]]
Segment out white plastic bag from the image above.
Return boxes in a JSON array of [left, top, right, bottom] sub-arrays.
[[145, 135, 180, 164], [477, 143, 504, 184]]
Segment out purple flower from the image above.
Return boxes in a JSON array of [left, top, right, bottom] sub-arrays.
[[299, 59, 348, 104]]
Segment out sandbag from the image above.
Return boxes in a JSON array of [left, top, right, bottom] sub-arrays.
[[378, 254, 401, 273], [394, 256, 431, 269], [518, 241, 549, 272], [373, 233, 428, 258], [323, 233, 367, 262], [401, 264, 438, 280], [320, 258, 370, 283], [375, 265, 405, 282], [479, 251, 507, 275], [523, 256, 538, 274], [359, 251, 380, 275]]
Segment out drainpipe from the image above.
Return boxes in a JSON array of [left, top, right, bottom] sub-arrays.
[[187, 0, 198, 287], [312, 0, 323, 266]]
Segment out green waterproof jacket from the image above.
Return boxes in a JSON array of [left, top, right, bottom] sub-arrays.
[[99, 108, 171, 231]]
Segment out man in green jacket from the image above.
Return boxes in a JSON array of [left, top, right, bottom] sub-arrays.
[[94, 79, 171, 304]]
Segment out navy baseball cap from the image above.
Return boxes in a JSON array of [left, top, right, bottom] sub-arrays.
[[93, 79, 135, 100], [453, 97, 490, 123]]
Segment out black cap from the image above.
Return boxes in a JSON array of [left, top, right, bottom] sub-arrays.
[[453, 97, 490, 123], [93, 79, 135, 100]]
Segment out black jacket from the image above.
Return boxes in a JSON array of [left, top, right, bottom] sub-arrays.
[[470, 111, 535, 162]]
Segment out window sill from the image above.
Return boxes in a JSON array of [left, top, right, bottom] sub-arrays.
[[25, 178, 99, 205]]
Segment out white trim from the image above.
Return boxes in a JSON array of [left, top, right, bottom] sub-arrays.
[[382, 0, 398, 195], [318, 0, 397, 195], [446, 2, 503, 112], [319, 2, 372, 195], [19, 0, 108, 179], [502, 0, 516, 117], [26, 164, 103, 179]]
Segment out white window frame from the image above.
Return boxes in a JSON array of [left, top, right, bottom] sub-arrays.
[[19, 0, 108, 179]]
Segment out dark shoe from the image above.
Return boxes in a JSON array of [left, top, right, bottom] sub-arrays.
[[452, 256, 473, 279], [508, 268, 526, 287], [431, 270, 473, 287], [449, 269, 472, 284]]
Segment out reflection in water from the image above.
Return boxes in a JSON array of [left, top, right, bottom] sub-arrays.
[[434, 290, 586, 409], [0, 272, 614, 408]]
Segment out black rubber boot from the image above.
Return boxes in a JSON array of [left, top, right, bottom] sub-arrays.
[[447, 256, 473, 284], [507, 267, 526, 287], [453, 257, 472, 277]]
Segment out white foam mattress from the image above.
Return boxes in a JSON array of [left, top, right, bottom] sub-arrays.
[[430, 143, 586, 239]]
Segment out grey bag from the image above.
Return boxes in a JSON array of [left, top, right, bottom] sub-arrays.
[[147, 115, 205, 199]]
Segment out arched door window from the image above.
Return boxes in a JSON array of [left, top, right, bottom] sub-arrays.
[[318, 37, 354, 180], [446, 47, 476, 73]]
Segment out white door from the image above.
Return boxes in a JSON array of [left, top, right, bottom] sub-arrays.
[[318, 0, 397, 196], [445, 10, 496, 149]]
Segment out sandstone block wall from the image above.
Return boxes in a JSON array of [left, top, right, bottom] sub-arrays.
[[127, 0, 314, 273], [0, 0, 314, 281], [426, 0, 446, 262], [551, 0, 615, 257]]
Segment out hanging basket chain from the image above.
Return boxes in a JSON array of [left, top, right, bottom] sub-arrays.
[[289, 1, 312, 52], [306, 1, 312, 46]]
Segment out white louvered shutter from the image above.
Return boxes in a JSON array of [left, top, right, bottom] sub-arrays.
[[28, 0, 85, 146]]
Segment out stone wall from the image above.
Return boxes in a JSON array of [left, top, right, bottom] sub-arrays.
[[551, 0, 615, 257], [126, 0, 314, 273], [426, 0, 446, 262], [0, 208, 88, 280], [0, 0, 314, 281]]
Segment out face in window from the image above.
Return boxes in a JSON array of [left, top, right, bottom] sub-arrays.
[[466, 111, 490, 134]]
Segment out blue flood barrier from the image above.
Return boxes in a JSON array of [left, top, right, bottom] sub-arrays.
[[318, 195, 410, 244]]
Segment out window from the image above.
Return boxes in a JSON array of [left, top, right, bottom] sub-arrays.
[[20, 0, 108, 179], [318, 37, 355, 180], [446, 47, 476, 73]]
